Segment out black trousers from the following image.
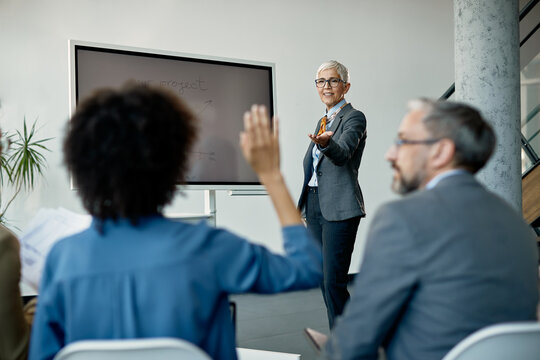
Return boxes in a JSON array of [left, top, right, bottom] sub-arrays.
[[305, 187, 360, 329]]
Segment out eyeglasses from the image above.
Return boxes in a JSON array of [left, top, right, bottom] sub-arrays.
[[315, 78, 346, 88], [394, 138, 441, 148], [0, 134, 12, 152]]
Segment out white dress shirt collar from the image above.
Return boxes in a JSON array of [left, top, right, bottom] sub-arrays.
[[426, 169, 469, 190]]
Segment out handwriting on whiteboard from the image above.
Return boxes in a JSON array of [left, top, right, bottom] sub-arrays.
[[136, 77, 208, 95]]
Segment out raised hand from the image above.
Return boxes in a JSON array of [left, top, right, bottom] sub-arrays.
[[239, 105, 301, 226], [240, 105, 280, 181]]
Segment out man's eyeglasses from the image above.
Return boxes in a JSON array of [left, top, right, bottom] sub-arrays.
[[315, 78, 346, 88], [394, 138, 441, 148]]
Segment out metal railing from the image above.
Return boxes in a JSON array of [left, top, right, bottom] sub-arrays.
[[440, 0, 540, 174]]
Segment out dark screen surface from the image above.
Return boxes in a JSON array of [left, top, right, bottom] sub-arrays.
[[74, 44, 274, 186]]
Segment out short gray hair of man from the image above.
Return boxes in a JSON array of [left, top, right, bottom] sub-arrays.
[[316, 60, 350, 83], [408, 98, 496, 174]]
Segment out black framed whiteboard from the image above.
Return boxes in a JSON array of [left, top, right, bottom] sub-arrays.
[[69, 40, 275, 190]]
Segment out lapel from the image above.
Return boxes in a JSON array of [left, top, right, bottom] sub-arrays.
[[329, 103, 351, 134]]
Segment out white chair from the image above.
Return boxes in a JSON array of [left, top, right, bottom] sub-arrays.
[[442, 322, 540, 360], [53, 337, 212, 360]]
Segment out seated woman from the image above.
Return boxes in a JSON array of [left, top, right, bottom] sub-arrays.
[[0, 225, 35, 360], [28, 84, 322, 360], [0, 127, 37, 360]]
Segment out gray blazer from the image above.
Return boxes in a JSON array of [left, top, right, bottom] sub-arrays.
[[325, 173, 539, 360], [298, 103, 367, 221]]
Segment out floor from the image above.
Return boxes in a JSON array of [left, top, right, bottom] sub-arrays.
[[231, 288, 329, 360]]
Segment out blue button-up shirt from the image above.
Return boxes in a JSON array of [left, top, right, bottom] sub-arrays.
[[29, 216, 322, 360]]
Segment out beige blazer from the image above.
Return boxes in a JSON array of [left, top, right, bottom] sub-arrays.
[[0, 225, 32, 360]]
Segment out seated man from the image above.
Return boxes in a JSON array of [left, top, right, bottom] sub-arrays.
[[324, 98, 539, 359], [29, 84, 322, 360]]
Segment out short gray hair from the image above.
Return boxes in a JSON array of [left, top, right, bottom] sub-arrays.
[[408, 98, 496, 174], [316, 60, 350, 83]]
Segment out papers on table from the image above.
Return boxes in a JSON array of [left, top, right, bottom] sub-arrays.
[[19, 207, 91, 291]]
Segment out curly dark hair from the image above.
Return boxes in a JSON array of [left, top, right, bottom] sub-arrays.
[[64, 83, 198, 222]]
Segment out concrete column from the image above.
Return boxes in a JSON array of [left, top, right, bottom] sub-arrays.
[[454, 0, 521, 211]]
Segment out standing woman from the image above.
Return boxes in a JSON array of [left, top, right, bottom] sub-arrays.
[[298, 60, 367, 328]]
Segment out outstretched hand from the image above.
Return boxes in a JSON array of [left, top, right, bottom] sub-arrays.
[[308, 131, 334, 147], [240, 105, 280, 181]]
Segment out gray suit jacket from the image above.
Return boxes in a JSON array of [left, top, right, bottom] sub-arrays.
[[325, 173, 539, 360], [298, 103, 367, 221]]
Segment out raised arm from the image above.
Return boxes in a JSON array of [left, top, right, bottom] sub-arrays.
[[240, 105, 302, 226], [210, 105, 322, 294]]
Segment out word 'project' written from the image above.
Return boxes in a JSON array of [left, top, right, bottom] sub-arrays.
[[137, 77, 208, 95]]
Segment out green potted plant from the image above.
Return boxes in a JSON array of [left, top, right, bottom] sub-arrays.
[[0, 118, 52, 226]]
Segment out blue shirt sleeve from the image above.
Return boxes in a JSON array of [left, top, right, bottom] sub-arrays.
[[29, 243, 66, 360], [215, 224, 322, 294]]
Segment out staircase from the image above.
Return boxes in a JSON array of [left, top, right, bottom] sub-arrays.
[[522, 163, 540, 244]]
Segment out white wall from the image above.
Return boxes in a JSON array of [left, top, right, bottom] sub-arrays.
[[0, 0, 454, 272]]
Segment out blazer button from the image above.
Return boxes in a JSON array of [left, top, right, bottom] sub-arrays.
[[317, 171, 322, 176]]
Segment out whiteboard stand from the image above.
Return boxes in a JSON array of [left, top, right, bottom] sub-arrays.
[[228, 189, 267, 196], [204, 189, 217, 227], [167, 188, 268, 226], [165, 189, 215, 225]]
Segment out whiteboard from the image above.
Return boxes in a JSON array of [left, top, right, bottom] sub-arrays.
[[69, 40, 275, 190]]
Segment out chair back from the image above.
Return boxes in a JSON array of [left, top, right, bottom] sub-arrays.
[[53, 337, 212, 360], [442, 322, 540, 360]]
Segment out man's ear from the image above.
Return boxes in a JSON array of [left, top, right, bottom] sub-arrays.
[[430, 138, 455, 169]]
